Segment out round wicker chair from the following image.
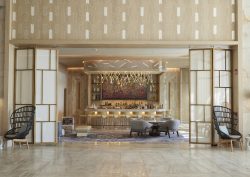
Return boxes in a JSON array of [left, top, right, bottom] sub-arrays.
[[4, 106, 36, 141], [213, 106, 243, 151]]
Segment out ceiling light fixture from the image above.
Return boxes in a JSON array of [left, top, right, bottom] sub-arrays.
[[96, 71, 154, 87]]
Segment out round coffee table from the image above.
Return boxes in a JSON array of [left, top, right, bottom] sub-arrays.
[[149, 124, 160, 136]]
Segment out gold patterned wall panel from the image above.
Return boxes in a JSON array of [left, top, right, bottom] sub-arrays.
[[11, 0, 236, 41]]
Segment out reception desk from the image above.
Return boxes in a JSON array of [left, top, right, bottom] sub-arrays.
[[81, 108, 167, 127]]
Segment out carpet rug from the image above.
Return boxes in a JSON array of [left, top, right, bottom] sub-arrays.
[[61, 129, 189, 144]]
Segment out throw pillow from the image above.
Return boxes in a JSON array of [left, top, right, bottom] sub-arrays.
[[219, 125, 229, 135]]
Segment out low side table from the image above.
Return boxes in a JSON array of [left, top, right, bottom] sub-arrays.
[[75, 126, 92, 137], [149, 123, 160, 136]]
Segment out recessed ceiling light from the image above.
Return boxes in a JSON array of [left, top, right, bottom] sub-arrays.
[[82, 61, 85, 63]]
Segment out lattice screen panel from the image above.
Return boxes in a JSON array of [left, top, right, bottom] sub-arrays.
[[189, 48, 232, 145], [14, 49, 35, 142], [190, 49, 212, 144], [14, 48, 58, 144]]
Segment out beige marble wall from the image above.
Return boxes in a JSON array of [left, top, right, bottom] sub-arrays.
[[180, 68, 189, 123], [66, 71, 88, 125], [0, 5, 4, 135], [57, 64, 68, 121], [169, 69, 180, 119], [241, 0, 250, 138], [159, 69, 180, 119]]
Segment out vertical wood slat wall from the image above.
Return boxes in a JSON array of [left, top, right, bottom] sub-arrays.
[[14, 48, 58, 144]]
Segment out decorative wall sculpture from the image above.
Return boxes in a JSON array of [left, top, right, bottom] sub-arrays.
[[102, 80, 147, 100]]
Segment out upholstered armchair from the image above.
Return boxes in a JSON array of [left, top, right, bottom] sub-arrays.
[[130, 119, 153, 136], [159, 119, 180, 138]]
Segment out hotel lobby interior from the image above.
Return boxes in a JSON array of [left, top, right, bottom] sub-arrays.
[[1, 0, 250, 177]]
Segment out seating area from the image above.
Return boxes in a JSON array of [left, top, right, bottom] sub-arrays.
[[1, 1, 250, 177], [59, 115, 182, 140], [130, 118, 181, 138], [61, 119, 188, 144]]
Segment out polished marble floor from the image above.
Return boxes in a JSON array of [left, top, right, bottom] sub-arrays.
[[0, 142, 250, 177]]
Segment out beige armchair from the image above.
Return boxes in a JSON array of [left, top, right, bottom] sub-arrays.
[[159, 119, 180, 138], [130, 120, 153, 136]]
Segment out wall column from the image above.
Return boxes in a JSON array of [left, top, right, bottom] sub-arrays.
[[180, 68, 189, 123], [240, 0, 250, 138], [3, 1, 14, 138], [0, 1, 5, 135]]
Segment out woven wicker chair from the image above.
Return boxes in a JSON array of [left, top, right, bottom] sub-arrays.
[[4, 106, 35, 143], [213, 106, 243, 151]]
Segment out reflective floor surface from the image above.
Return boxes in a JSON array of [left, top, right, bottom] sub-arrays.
[[0, 142, 250, 177]]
